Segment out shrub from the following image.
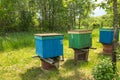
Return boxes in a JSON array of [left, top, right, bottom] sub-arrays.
[[0, 37, 3, 50], [92, 58, 114, 80], [115, 46, 120, 60]]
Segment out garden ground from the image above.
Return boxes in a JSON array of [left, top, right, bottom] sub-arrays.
[[0, 29, 120, 80]]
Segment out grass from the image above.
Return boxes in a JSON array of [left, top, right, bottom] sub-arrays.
[[0, 32, 34, 51], [0, 29, 120, 80]]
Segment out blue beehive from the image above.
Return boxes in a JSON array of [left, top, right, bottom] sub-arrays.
[[99, 28, 119, 44], [34, 33, 64, 58]]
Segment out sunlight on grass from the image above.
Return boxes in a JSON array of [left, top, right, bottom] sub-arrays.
[[0, 29, 120, 80]]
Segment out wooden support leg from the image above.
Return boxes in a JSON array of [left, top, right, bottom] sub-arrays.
[[61, 55, 64, 61], [85, 50, 89, 61], [74, 51, 78, 65]]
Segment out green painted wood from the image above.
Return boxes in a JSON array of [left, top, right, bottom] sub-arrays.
[[68, 33, 92, 49]]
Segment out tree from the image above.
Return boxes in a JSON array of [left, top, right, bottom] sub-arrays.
[[0, 0, 95, 33], [64, 0, 94, 29], [98, 0, 119, 73], [112, 0, 118, 73]]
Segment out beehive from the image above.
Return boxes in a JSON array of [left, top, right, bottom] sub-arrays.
[[68, 29, 92, 49], [99, 28, 119, 44], [34, 33, 64, 58]]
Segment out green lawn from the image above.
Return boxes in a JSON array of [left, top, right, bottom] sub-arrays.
[[0, 30, 120, 80]]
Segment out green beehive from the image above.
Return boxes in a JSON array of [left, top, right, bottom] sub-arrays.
[[68, 29, 92, 49]]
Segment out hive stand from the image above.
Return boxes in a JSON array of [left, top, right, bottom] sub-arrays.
[[40, 57, 60, 70], [33, 56, 64, 70], [73, 48, 89, 65], [102, 43, 113, 55]]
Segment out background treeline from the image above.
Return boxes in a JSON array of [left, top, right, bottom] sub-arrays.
[[0, 0, 120, 35], [0, 0, 95, 35]]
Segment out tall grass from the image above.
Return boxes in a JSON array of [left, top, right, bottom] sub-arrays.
[[0, 31, 69, 51], [0, 32, 34, 51]]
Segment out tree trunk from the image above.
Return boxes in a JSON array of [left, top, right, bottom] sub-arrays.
[[48, 0, 51, 30], [51, 0, 55, 31], [112, 0, 118, 73], [70, 8, 73, 30], [78, 16, 81, 29], [73, 9, 76, 29]]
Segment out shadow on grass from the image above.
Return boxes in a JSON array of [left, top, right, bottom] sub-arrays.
[[20, 66, 60, 80], [20, 60, 91, 80], [58, 69, 82, 80], [20, 67, 43, 80], [62, 59, 89, 70], [59, 59, 92, 80]]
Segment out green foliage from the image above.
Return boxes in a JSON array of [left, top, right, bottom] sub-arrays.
[[0, 32, 34, 51], [0, 37, 3, 50], [19, 10, 34, 31], [97, 0, 120, 27], [83, 17, 101, 29], [115, 46, 120, 60], [101, 14, 113, 27], [116, 75, 120, 80], [92, 58, 115, 80], [86, 14, 113, 29], [0, 0, 95, 33]]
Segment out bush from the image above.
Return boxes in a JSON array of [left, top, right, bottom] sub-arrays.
[[92, 58, 115, 80], [115, 46, 120, 60], [116, 75, 120, 80], [0, 37, 3, 50]]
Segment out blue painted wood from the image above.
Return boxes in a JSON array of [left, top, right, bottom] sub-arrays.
[[35, 34, 64, 58], [99, 28, 119, 44]]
